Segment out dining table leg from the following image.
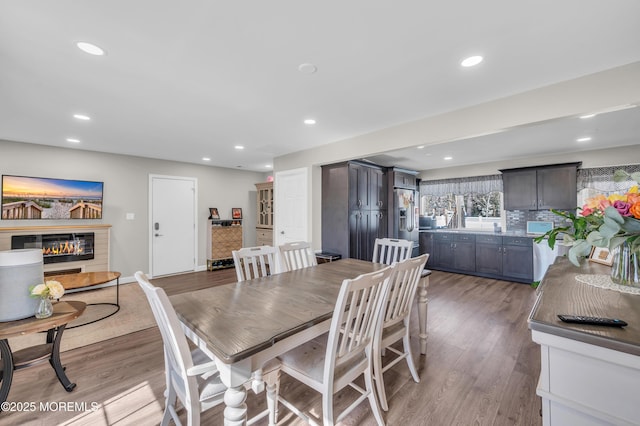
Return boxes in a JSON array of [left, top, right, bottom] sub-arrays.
[[417, 273, 430, 355], [217, 358, 252, 426], [223, 385, 247, 426]]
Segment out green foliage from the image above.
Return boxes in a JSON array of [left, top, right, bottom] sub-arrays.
[[536, 170, 640, 266]]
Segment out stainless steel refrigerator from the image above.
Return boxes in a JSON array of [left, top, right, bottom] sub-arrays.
[[392, 187, 419, 257]]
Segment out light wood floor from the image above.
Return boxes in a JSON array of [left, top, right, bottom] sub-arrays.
[[2, 268, 542, 426]]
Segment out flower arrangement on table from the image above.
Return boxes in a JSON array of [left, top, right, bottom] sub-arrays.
[[30, 280, 65, 300], [536, 170, 640, 280], [29, 280, 65, 318]]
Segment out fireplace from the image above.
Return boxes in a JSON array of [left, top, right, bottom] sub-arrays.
[[12, 233, 95, 264]]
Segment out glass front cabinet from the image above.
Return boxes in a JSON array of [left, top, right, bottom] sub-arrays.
[[255, 182, 274, 245]]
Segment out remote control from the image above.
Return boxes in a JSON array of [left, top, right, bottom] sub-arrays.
[[557, 314, 627, 327]]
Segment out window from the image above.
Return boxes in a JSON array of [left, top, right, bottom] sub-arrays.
[[420, 175, 504, 230]]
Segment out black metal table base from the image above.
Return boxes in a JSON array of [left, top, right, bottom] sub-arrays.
[[0, 325, 76, 409], [66, 278, 120, 329]]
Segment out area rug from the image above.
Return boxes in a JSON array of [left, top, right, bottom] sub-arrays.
[[7, 282, 156, 353]]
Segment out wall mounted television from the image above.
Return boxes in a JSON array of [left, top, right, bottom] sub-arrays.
[[1, 175, 104, 220]]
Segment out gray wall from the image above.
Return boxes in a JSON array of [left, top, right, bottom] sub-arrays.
[[0, 140, 266, 279]]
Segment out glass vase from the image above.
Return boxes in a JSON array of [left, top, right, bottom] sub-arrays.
[[610, 241, 640, 287], [35, 297, 53, 319]]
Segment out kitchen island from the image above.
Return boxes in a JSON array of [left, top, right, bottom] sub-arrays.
[[528, 257, 640, 425]]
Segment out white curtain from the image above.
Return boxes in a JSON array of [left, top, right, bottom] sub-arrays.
[[420, 174, 503, 197]]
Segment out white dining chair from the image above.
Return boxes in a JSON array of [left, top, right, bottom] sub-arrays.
[[134, 271, 279, 426], [372, 238, 413, 265], [372, 254, 429, 411], [232, 245, 282, 281], [276, 265, 394, 426], [278, 241, 318, 271]]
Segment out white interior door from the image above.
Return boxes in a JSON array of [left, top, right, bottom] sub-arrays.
[[274, 168, 308, 245], [150, 175, 197, 276]]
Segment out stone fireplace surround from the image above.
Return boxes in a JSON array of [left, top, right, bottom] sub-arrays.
[[0, 225, 111, 275]]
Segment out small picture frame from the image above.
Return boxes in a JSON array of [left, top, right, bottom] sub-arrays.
[[209, 208, 220, 220], [589, 246, 614, 266], [231, 208, 243, 220]]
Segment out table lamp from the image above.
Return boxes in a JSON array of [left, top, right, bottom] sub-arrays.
[[0, 249, 44, 321]]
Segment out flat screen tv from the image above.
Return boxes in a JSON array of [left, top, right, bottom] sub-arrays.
[[1, 175, 104, 220]]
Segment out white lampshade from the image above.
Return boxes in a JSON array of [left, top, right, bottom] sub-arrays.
[[0, 249, 44, 321]]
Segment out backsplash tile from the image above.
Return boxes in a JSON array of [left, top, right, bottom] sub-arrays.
[[506, 209, 573, 233]]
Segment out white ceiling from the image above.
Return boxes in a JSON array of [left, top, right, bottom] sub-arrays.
[[1, 1, 640, 172]]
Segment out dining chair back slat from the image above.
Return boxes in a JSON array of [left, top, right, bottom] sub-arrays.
[[372, 238, 413, 265], [279, 241, 317, 271], [232, 245, 281, 281]]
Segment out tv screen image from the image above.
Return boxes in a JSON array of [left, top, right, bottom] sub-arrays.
[[1, 175, 104, 220]]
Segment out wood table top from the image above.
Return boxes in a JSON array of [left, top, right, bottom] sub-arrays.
[[171, 258, 387, 364], [0, 300, 86, 340], [528, 256, 640, 356], [46, 271, 121, 290]]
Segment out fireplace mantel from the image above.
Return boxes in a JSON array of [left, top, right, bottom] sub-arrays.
[[0, 225, 111, 274]]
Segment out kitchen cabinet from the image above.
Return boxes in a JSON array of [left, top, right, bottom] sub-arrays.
[[419, 232, 434, 267], [501, 163, 579, 210], [502, 236, 533, 281], [433, 233, 475, 272], [475, 235, 533, 282], [423, 230, 533, 283], [475, 235, 503, 275], [392, 168, 417, 189], [322, 161, 388, 261], [348, 163, 387, 210]]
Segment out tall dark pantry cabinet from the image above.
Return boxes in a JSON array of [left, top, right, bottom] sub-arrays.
[[322, 161, 388, 261]]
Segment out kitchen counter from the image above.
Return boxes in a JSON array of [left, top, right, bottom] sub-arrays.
[[419, 228, 536, 238], [528, 256, 640, 425]]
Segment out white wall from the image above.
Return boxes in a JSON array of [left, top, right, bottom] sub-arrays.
[[0, 140, 266, 277]]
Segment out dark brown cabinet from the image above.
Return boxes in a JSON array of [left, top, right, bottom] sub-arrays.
[[475, 235, 533, 282], [501, 163, 579, 210], [423, 231, 533, 283], [419, 232, 434, 267], [502, 237, 533, 282], [475, 235, 503, 275], [432, 233, 476, 272], [322, 161, 387, 261]]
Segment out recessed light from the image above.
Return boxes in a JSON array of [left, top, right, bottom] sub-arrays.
[[304, 119, 316, 125], [76, 42, 105, 56], [444, 156, 453, 160], [417, 146, 425, 149], [73, 114, 91, 121], [576, 137, 592, 142], [265, 164, 272, 168], [298, 63, 318, 74], [234, 145, 244, 150], [66, 138, 80, 143], [202, 157, 211, 161], [579, 114, 596, 119], [461, 55, 483, 67]]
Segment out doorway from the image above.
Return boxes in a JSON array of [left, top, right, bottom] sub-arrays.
[[274, 167, 308, 245], [149, 175, 197, 277]]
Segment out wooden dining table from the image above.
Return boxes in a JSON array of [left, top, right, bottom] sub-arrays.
[[170, 258, 430, 425]]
